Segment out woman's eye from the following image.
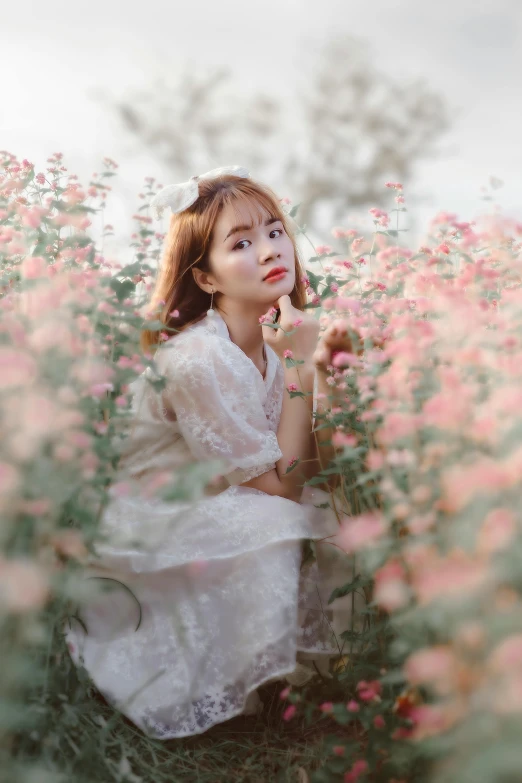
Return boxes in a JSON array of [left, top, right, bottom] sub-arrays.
[[233, 229, 284, 251]]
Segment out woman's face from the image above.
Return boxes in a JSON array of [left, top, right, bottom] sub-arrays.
[[198, 199, 296, 314]]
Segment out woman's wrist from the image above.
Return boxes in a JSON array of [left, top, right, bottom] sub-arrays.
[[283, 362, 315, 387]]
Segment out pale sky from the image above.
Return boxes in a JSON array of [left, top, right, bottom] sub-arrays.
[[3, 0, 522, 250]]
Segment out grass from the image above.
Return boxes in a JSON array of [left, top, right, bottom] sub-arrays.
[[11, 632, 355, 783]]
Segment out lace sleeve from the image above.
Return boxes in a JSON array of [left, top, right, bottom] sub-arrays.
[[164, 331, 283, 486]]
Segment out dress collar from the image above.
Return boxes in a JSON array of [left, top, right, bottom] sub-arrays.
[[200, 309, 278, 391]]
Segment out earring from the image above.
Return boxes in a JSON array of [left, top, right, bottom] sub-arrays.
[[207, 288, 215, 318]]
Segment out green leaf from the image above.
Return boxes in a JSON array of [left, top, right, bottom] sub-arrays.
[[109, 278, 135, 302], [329, 575, 372, 604], [306, 269, 324, 293], [115, 261, 146, 278], [143, 319, 164, 332], [61, 234, 94, 249], [285, 457, 300, 474]]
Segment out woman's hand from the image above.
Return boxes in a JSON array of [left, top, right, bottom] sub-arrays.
[[261, 295, 320, 366], [312, 318, 363, 374]]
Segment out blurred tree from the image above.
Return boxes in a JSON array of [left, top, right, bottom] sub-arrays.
[[113, 35, 449, 235], [284, 36, 450, 229], [114, 65, 281, 188]]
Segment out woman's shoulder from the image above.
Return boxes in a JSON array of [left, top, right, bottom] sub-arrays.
[[158, 320, 247, 378], [160, 318, 228, 354]]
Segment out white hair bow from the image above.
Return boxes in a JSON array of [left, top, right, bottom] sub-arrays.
[[149, 165, 251, 220]]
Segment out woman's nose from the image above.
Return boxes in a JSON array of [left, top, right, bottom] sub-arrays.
[[260, 242, 279, 262]]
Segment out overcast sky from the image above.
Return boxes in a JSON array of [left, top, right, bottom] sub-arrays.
[[3, 0, 521, 249]]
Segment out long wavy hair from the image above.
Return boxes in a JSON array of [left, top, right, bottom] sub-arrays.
[[140, 174, 308, 354]]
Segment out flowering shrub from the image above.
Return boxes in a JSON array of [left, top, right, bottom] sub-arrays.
[[296, 184, 522, 782], [3, 148, 522, 783]]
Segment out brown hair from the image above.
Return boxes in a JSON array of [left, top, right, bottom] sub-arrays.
[[140, 174, 308, 354]]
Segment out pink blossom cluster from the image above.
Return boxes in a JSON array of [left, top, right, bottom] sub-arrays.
[[0, 151, 167, 619], [305, 187, 522, 768]]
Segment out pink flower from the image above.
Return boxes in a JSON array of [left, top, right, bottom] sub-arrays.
[[369, 207, 390, 227], [292, 318, 303, 327], [477, 508, 515, 554], [344, 759, 369, 782], [356, 680, 382, 702], [335, 297, 361, 313], [347, 699, 360, 712], [332, 351, 358, 368], [282, 705, 296, 721], [336, 513, 386, 554], [405, 646, 457, 694], [436, 243, 450, 255], [373, 715, 385, 729], [0, 348, 37, 388], [169, 309, 179, 318], [283, 349, 293, 358], [0, 559, 49, 612], [279, 686, 291, 700], [287, 383, 298, 392], [332, 432, 357, 448], [20, 255, 47, 279], [366, 450, 385, 471], [409, 704, 457, 741], [331, 227, 354, 239], [319, 702, 333, 713], [316, 245, 333, 255], [333, 746, 345, 756], [374, 559, 409, 612], [412, 550, 488, 605]]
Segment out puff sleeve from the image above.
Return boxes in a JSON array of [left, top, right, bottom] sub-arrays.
[[164, 331, 283, 486]]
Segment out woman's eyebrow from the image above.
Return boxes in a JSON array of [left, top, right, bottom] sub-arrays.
[[223, 216, 280, 243]]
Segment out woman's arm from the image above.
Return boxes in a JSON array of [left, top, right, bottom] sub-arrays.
[[240, 362, 315, 502], [299, 367, 344, 493], [242, 315, 360, 502], [302, 316, 363, 493]]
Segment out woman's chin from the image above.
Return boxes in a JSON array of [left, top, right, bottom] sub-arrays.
[[266, 282, 294, 307]]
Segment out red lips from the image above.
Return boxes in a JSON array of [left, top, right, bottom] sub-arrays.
[[263, 266, 287, 280]]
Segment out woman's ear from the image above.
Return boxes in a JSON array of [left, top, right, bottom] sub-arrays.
[[191, 266, 207, 292]]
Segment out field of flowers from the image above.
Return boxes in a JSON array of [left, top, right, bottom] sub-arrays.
[[1, 150, 522, 782]]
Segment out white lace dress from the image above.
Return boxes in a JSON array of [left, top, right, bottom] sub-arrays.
[[65, 310, 353, 738]]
